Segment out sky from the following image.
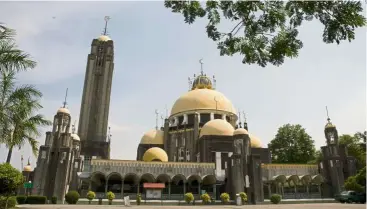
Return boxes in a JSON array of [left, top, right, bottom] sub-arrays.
[[0, 2, 365, 171]]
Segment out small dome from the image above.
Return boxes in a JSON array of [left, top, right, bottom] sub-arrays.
[[142, 147, 168, 162], [140, 129, 164, 145], [233, 128, 249, 135], [249, 134, 262, 148], [71, 133, 80, 141], [98, 35, 111, 42], [23, 165, 32, 172], [200, 119, 234, 138], [57, 107, 70, 115], [325, 122, 336, 129], [192, 75, 213, 90]]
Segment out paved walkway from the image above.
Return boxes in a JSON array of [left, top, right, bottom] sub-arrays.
[[18, 203, 366, 209]]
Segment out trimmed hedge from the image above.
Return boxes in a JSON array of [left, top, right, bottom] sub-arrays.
[[51, 196, 57, 204], [0, 196, 17, 209], [26, 195, 47, 204], [270, 194, 282, 204], [65, 191, 80, 204], [16, 195, 27, 204]]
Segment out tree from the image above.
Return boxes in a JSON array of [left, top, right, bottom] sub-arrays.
[[0, 24, 36, 73], [307, 149, 323, 164], [339, 134, 366, 170], [0, 163, 23, 209], [164, 1, 366, 67], [0, 71, 51, 163], [354, 131, 366, 144], [344, 166, 366, 192], [269, 124, 315, 164]]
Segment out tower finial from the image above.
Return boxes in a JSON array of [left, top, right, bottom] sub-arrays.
[[325, 106, 330, 121], [238, 109, 242, 128], [21, 155, 24, 171], [161, 115, 164, 128], [103, 16, 111, 36], [199, 59, 204, 75], [242, 111, 247, 122], [62, 88, 68, 108], [155, 109, 159, 130], [107, 126, 112, 142], [27, 157, 30, 166], [165, 105, 168, 119], [72, 120, 77, 134]]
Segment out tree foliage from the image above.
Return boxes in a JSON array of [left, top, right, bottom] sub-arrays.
[[0, 163, 23, 196], [269, 124, 315, 164], [307, 149, 323, 164], [339, 134, 366, 169], [164, 1, 366, 67], [344, 166, 366, 192]]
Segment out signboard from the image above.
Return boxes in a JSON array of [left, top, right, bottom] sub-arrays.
[[124, 196, 131, 206], [24, 182, 33, 189], [146, 189, 162, 199]]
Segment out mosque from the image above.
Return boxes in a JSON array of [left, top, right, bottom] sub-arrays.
[[19, 19, 357, 203]]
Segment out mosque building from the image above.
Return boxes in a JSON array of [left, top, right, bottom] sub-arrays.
[[20, 18, 357, 203]]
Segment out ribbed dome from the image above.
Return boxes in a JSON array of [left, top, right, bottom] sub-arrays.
[[200, 119, 234, 138], [142, 147, 168, 162], [192, 75, 213, 90], [170, 89, 236, 116], [23, 165, 32, 172], [233, 128, 249, 135], [140, 129, 164, 145], [249, 134, 262, 148], [57, 107, 70, 115], [98, 35, 111, 42]]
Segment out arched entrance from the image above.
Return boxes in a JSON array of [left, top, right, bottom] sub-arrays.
[[156, 174, 171, 199], [171, 174, 186, 200], [106, 173, 123, 198], [202, 175, 217, 199], [91, 172, 107, 193], [123, 173, 139, 197], [187, 175, 201, 198], [139, 173, 156, 198]]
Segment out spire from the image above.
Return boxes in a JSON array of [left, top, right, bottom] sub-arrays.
[[326, 106, 331, 122], [165, 105, 168, 119], [107, 126, 112, 143], [21, 155, 24, 171], [102, 16, 111, 36], [161, 115, 164, 128], [199, 59, 204, 75], [325, 106, 335, 128], [243, 111, 248, 131], [155, 110, 159, 130], [238, 109, 242, 128], [27, 157, 30, 166], [62, 88, 68, 108]]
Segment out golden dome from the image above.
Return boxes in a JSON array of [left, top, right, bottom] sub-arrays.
[[200, 119, 234, 138], [23, 165, 32, 172], [71, 133, 80, 141], [170, 89, 236, 116], [233, 128, 249, 135], [98, 35, 111, 42], [325, 122, 336, 129], [142, 147, 168, 162], [249, 134, 262, 148], [192, 75, 213, 90], [57, 107, 70, 115], [140, 129, 164, 145]]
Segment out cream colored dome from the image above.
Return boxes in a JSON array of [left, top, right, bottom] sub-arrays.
[[57, 107, 70, 115], [140, 129, 164, 145], [249, 134, 262, 148], [233, 128, 249, 135], [142, 147, 168, 162], [200, 119, 234, 138], [170, 89, 236, 116], [98, 35, 111, 42], [71, 133, 80, 141], [23, 165, 32, 172]]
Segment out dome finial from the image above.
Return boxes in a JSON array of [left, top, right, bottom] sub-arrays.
[[199, 58, 204, 75], [155, 109, 159, 130], [326, 106, 331, 122], [102, 16, 111, 36], [62, 88, 68, 108]]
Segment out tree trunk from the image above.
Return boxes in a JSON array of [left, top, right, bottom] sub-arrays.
[[6, 146, 13, 163]]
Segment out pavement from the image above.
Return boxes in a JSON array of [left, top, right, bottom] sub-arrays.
[[17, 203, 366, 209]]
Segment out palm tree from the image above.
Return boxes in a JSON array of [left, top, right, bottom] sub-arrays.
[[0, 71, 51, 163], [0, 23, 36, 73]]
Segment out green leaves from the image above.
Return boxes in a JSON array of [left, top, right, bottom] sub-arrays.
[[0, 163, 23, 196], [164, 1, 366, 67]]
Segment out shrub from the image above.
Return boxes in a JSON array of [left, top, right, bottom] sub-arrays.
[[106, 191, 115, 205], [16, 196, 27, 205], [200, 193, 211, 204], [65, 191, 80, 205], [25, 196, 47, 204], [220, 193, 230, 203], [136, 193, 141, 205], [270, 194, 281, 204], [184, 192, 194, 204], [86, 191, 96, 204], [51, 196, 57, 204], [0, 196, 17, 209], [239, 192, 247, 204]]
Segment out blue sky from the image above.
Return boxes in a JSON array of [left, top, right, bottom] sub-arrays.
[[0, 2, 365, 170]]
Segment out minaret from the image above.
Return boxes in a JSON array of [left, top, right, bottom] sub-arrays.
[[78, 16, 114, 160]]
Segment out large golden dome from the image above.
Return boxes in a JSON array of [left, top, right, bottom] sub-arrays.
[[200, 119, 235, 138], [249, 134, 262, 148], [142, 147, 168, 162], [140, 129, 164, 145], [170, 89, 236, 116], [233, 128, 249, 135], [23, 165, 32, 172]]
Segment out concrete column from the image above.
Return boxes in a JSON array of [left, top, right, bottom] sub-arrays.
[[213, 184, 217, 200], [183, 182, 186, 195], [306, 185, 309, 198], [267, 184, 271, 199], [137, 183, 140, 194], [121, 180, 124, 198], [198, 183, 201, 195], [105, 182, 108, 193], [168, 182, 171, 200], [88, 181, 92, 190], [294, 185, 297, 199]]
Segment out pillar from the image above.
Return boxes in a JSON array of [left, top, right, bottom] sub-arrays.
[[121, 180, 124, 198], [213, 184, 216, 200], [267, 184, 271, 199], [168, 182, 171, 200], [294, 185, 297, 199], [183, 182, 186, 195], [88, 181, 92, 190], [306, 185, 309, 198], [198, 183, 201, 195], [105, 181, 108, 193]]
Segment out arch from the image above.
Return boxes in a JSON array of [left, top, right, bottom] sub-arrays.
[[300, 175, 312, 185], [311, 174, 324, 185], [90, 172, 107, 193], [106, 172, 123, 181], [272, 175, 286, 184], [106, 172, 123, 194], [140, 173, 156, 183], [202, 175, 216, 185], [187, 174, 202, 184], [172, 174, 186, 185], [156, 173, 171, 183], [124, 173, 139, 184], [286, 175, 300, 186]]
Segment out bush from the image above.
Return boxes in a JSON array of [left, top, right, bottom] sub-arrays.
[[86, 191, 96, 204], [239, 192, 247, 204], [106, 191, 115, 205], [16, 196, 27, 205], [220, 193, 229, 203], [344, 176, 364, 192], [51, 196, 57, 204], [65, 191, 80, 205], [200, 193, 211, 204], [136, 193, 141, 205], [25, 196, 47, 204], [270, 194, 282, 204], [184, 192, 194, 204], [0, 196, 17, 209]]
